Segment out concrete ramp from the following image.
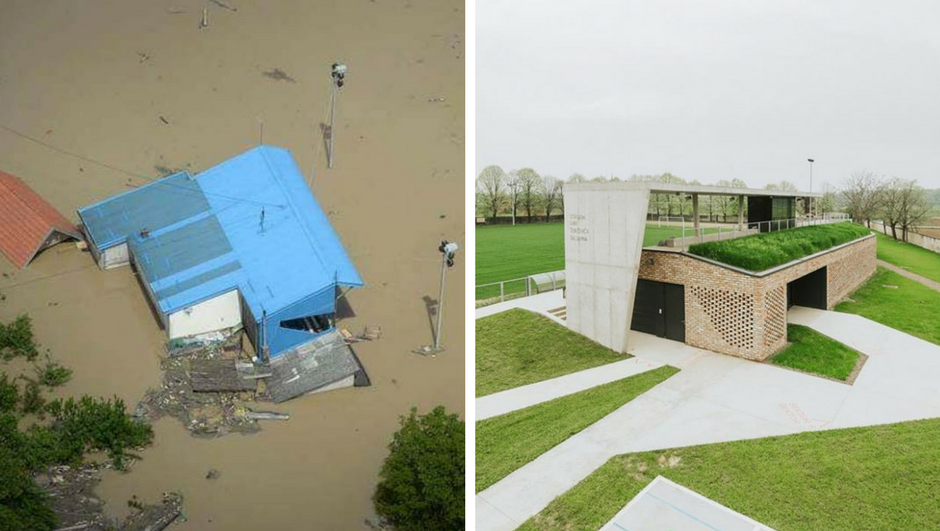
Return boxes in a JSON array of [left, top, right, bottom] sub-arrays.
[[601, 476, 775, 531]]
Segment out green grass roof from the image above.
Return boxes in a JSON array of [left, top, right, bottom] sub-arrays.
[[687, 223, 872, 271]]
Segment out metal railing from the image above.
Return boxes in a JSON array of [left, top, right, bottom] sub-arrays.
[[475, 270, 566, 308], [664, 216, 852, 250]]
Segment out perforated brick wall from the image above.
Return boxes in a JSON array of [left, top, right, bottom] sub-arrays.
[[637, 233, 876, 360]]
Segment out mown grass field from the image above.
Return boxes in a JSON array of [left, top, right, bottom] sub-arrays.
[[769, 324, 861, 381], [475, 222, 716, 300], [875, 231, 940, 283], [520, 417, 940, 531], [836, 267, 940, 346], [476, 309, 628, 396], [476, 366, 678, 492]]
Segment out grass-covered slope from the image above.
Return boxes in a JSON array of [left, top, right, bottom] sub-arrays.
[[688, 223, 871, 271], [769, 324, 861, 381], [476, 366, 677, 492], [476, 309, 627, 397], [875, 232, 940, 283], [836, 267, 940, 346], [521, 417, 940, 531]]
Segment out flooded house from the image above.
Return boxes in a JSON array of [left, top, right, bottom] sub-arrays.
[[77, 146, 368, 400], [0, 170, 81, 268]]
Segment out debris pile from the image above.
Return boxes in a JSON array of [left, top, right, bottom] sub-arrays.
[[36, 463, 183, 531], [135, 331, 266, 438]]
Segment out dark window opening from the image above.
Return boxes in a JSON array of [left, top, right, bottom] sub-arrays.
[[280, 314, 333, 334]]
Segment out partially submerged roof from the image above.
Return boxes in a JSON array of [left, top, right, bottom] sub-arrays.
[[78, 172, 209, 250], [79, 146, 363, 318], [266, 331, 367, 403], [0, 170, 81, 268], [567, 181, 821, 198]]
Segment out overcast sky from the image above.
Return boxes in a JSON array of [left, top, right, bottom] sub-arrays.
[[477, 0, 940, 191]]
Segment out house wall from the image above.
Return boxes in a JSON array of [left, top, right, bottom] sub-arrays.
[[101, 243, 130, 269], [167, 289, 242, 339], [637, 234, 876, 361]]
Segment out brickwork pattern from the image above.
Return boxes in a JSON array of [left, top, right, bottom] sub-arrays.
[[637, 234, 876, 361]]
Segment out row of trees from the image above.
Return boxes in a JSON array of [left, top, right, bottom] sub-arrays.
[[842, 171, 932, 241], [475, 165, 841, 222]]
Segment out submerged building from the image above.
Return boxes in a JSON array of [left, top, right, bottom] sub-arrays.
[[78, 146, 363, 361], [0, 170, 81, 268]]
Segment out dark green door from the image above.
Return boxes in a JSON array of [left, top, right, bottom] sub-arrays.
[[631, 280, 685, 342]]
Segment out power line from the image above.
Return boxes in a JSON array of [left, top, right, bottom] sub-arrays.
[[0, 123, 287, 210]]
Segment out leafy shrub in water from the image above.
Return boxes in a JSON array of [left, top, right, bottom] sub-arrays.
[[44, 396, 153, 469], [0, 374, 18, 413], [688, 222, 872, 271], [0, 315, 39, 361], [374, 406, 464, 531], [0, 443, 56, 531], [36, 360, 72, 388], [20, 381, 45, 416]]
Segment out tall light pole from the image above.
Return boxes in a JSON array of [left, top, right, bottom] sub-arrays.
[[807, 158, 815, 221], [327, 63, 347, 169], [414, 240, 459, 356]]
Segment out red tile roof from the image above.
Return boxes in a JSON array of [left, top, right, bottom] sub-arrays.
[[0, 170, 81, 268]]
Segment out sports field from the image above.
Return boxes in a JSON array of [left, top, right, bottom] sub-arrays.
[[475, 222, 715, 302]]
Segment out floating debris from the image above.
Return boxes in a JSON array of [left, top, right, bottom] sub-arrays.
[[262, 68, 296, 83], [244, 408, 289, 421], [135, 332, 263, 438], [209, 0, 238, 11], [37, 463, 183, 531]]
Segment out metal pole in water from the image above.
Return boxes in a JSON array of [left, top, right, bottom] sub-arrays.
[[433, 251, 447, 350], [328, 63, 347, 170], [328, 83, 336, 169]]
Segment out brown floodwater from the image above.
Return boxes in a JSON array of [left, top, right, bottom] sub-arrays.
[[0, 0, 465, 529]]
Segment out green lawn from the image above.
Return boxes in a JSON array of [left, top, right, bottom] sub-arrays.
[[520, 417, 940, 531], [475, 222, 716, 300], [875, 232, 940, 283], [836, 268, 940, 346], [769, 324, 861, 381], [476, 366, 678, 492], [688, 223, 872, 271], [476, 309, 627, 397]]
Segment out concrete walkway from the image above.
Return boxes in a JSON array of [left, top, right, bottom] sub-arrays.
[[600, 476, 777, 531], [477, 302, 940, 531], [477, 356, 663, 421], [877, 259, 940, 293]]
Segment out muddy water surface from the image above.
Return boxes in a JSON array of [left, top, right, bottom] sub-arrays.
[[0, 1, 464, 529]]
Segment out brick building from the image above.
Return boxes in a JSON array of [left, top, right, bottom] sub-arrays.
[[564, 182, 875, 360]]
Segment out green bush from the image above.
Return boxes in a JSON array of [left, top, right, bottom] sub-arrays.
[[0, 375, 18, 413], [0, 315, 39, 361], [0, 444, 56, 531], [20, 381, 45, 415], [36, 360, 72, 388], [688, 223, 871, 271], [374, 406, 464, 531], [44, 396, 153, 469]]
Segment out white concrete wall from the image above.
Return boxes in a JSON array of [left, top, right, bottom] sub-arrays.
[[167, 290, 242, 339], [564, 187, 650, 352], [872, 221, 940, 254], [102, 243, 129, 269]]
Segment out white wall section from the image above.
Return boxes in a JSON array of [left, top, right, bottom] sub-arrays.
[[168, 289, 242, 339], [564, 186, 649, 352]]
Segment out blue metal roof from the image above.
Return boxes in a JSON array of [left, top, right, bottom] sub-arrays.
[[78, 172, 210, 250], [80, 146, 363, 326]]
